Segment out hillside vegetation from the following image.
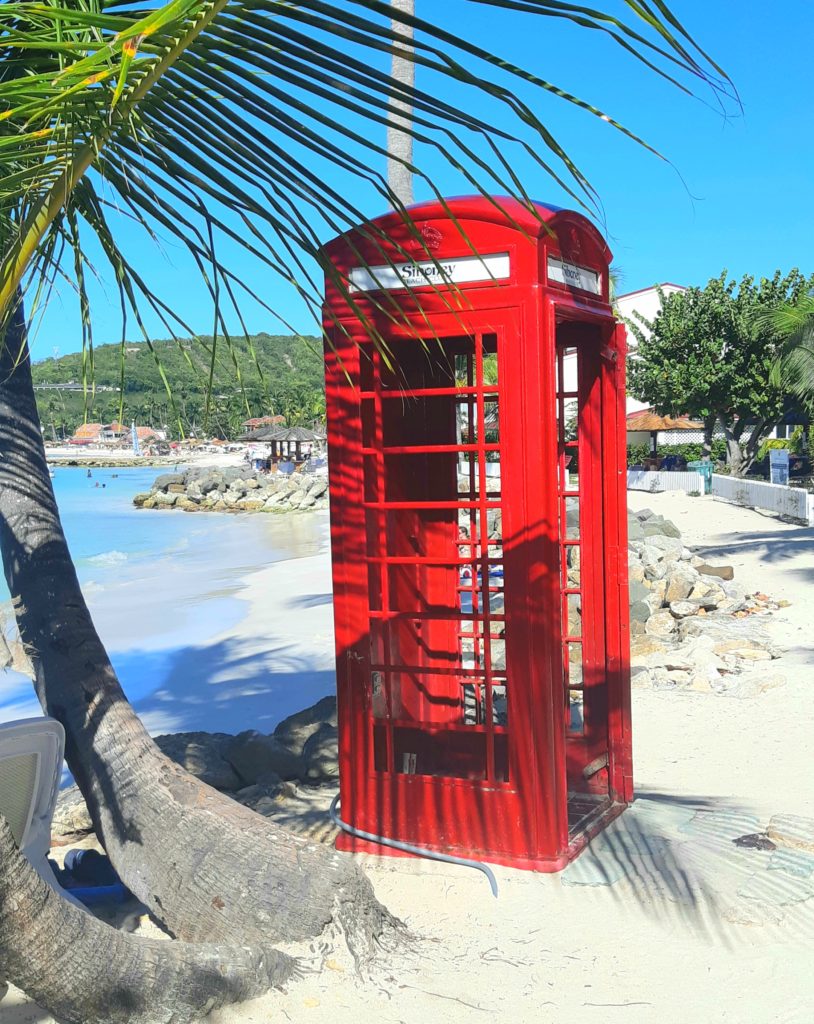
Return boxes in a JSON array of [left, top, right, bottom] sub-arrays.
[[33, 334, 325, 439]]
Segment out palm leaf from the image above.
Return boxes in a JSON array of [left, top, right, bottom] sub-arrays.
[[1, 0, 736, 421]]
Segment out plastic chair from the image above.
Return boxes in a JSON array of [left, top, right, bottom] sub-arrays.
[[0, 717, 65, 889]]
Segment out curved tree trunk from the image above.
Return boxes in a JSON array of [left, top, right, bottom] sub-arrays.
[[0, 305, 396, 956], [0, 817, 295, 1024]]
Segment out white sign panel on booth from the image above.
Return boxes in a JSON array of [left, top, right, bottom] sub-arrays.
[[547, 256, 601, 295], [349, 252, 510, 293]]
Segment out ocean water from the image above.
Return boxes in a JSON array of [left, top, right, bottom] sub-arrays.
[[0, 466, 326, 733]]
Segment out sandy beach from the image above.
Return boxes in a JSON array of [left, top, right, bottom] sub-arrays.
[[4, 490, 814, 1024]]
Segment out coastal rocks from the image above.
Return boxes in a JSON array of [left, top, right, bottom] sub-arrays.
[[273, 696, 337, 756], [225, 731, 304, 784], [154, 732, 241, 791], [52, 787, 94, 840], [626, 507, 782, 697], [134, 465, 330, 515]]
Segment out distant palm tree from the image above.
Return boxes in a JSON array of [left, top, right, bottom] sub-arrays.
[[767, 294, 814, 401]]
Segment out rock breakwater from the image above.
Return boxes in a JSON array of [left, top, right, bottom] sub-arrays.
[[133, 466, 329, 513]]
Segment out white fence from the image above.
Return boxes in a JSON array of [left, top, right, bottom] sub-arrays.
[[711, 474, 814, 525], [626, 469, 705, 494]]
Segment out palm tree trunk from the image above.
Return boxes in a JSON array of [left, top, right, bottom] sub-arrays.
[[0, 302, 395, 955], [387, 0, 415, 206], [0, 817, 294, 1024]]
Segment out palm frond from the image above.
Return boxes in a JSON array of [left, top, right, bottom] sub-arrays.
[[1, 0, 736, 421]]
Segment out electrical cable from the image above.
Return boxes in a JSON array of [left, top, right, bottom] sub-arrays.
[[329, 793, 498, 897]]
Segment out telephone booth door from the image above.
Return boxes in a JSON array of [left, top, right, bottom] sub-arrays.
[[555, 317, 614, 831]]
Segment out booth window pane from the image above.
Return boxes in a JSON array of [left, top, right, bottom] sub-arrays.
[[362, 331, 509, 784]]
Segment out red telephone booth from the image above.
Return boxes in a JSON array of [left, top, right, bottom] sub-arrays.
[[321, 196, 631, 871]]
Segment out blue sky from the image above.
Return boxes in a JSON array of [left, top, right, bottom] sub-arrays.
[[30, 1, 814, 360]]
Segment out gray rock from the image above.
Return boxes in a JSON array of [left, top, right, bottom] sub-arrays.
[[274, 696, 338, 757], [629, 580, 650, 605], [696, 563, 735, 581], [627, 518, 645, 542], [152, 472, 186, 491], [648, 534, 684, 560], [153, 490, 178, 507], [645, 609, 677, 637], [302, 723, 339, 781], [630, 600, 652, 624], [225, 731, 304, 783], [52, 785, 93, 837], [639, 544, 663, 568], [155, 732, 242, 791], [669, 600, 698, 619], [664, 567, 698, 603], [310, 478, 329, 498]]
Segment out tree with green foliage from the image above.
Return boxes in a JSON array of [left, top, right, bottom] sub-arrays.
[[32, 333, 325, 437], [627, 271, 814, 476], [766, 294, 814, 403], [0, 1, 733, 1020]]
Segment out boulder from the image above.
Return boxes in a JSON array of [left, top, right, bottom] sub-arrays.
[[628, 563, 646, 585], [52, 786, 93, 838], [664, 567, 697, 604], [302, 723, 339, 781], [627, 518, 645, 542], [225, 731, 304, 784], [696, 563, 735, 581], [167, 483, 186, 494], [630, 635, 671, 662], [629, 580, 650, 605], [274, 696, 338, 757], [243, 478, 260, 490], [630, 600, 651, 624], [155, 732, 242, 791], [310, 478, 329, 498], [152, 472, 186, 491], [648, 534, 684, 560], [152, 491, 178, 507], [645, 609, 677, 637], [669, 600, 698, 619], [132, 492, 152, 508]]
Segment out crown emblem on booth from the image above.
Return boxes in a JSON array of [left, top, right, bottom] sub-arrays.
[[405, 223, 443, 253]]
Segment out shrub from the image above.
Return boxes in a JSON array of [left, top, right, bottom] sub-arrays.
[[626, 440, 726, 465]]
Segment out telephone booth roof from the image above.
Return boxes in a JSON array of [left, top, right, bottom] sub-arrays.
[[322, 195, 613, 318]]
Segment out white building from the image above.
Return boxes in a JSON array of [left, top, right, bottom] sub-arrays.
[[560, 282, 686, 416]]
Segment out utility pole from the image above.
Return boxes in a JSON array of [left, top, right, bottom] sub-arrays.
[[387, 0, 415, 207]]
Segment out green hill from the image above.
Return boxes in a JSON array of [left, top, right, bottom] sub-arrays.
[[32, 333, 325, 440]]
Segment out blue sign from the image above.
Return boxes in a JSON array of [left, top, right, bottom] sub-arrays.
[[769, 448, 789, 486]]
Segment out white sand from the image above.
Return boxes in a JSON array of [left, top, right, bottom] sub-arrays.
[[4, 492, 814, 1024]]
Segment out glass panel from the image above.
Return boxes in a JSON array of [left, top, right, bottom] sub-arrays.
[[567, 593, 582, 638], [363, 332, 507, 782], [565, 497, 580, 539]]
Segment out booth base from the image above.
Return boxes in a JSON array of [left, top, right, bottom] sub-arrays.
[[334, 800, 628, 873]]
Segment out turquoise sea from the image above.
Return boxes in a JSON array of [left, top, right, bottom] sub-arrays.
[[0, 465, 326, 733]]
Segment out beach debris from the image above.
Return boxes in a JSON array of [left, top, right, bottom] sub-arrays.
[[733, 833, 777, 852], [134, 466, 330, 514]]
